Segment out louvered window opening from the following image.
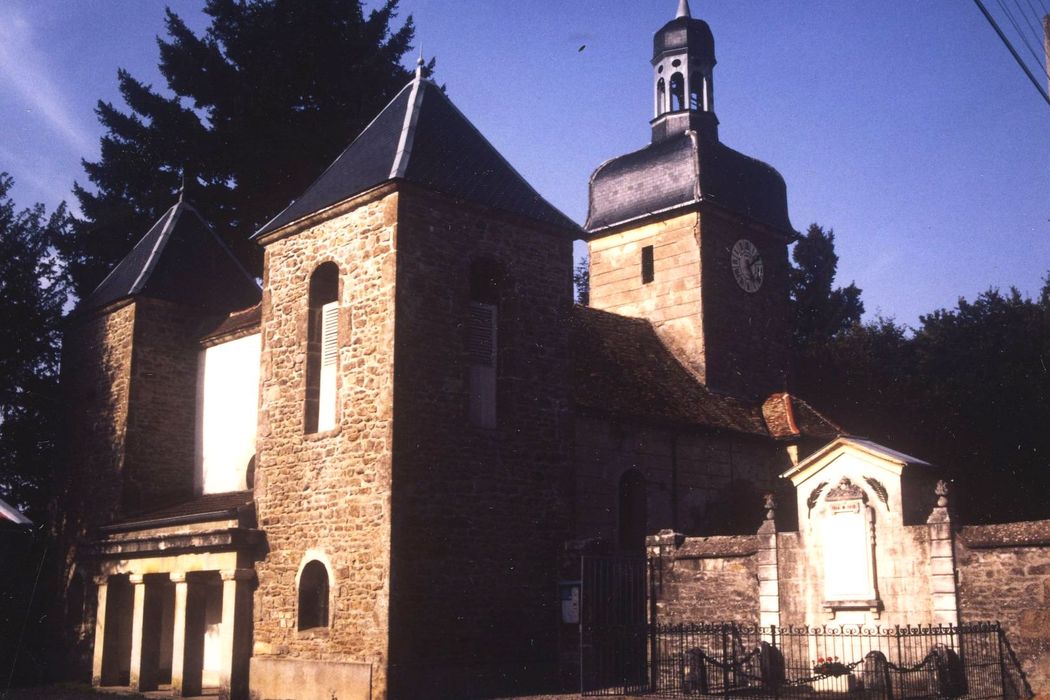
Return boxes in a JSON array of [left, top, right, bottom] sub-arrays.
[[468, 302, 497, 428], [317, 301, 339, 432]]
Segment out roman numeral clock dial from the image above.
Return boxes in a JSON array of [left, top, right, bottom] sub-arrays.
[[731, 238, 763, 293]]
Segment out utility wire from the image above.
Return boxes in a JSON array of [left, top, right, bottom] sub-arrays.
[[974, 0, 1050, 107], [1015, 0, 1050, 76], [996, 0, 1048, 78]]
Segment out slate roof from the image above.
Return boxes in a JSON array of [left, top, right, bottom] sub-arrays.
[[78, 199, 261, 314], [110, 491, 253, 529], [254, 76, 581, 239], [199, 303, 262, 343], [572, 306, 841, 440], [586, 132, 794, 235]]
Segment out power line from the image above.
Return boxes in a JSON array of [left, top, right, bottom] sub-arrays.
[[1014, 0, 1050, 74], [996, 0, 1048, 79], [973, 0, 1050, 107]]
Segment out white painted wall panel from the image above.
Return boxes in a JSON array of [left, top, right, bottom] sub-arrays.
[[196, 333, 260, 494]]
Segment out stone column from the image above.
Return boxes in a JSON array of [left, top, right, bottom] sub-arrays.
[[128, 574, 147, 689], [169, 573, 205, 697], [219, 569, 255, 700], [91, 576, 108, 687], [927, 480, 959, 626], [757, 493, 781, 630]]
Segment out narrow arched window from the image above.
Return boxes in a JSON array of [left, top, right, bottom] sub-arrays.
[[305, 263, 339, 433], [669, 73, 685, 112], [298, 561, 330, 630], [618, 470, 647, 552], [689, 72, 702, 111], [656, 78, 666, 117], [468, 259, 501, 428]]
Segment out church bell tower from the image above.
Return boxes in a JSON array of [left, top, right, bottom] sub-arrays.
[[585, 2, 798, 400]]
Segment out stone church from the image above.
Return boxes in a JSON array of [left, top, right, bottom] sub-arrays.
[[56, 3, 1050, 699]]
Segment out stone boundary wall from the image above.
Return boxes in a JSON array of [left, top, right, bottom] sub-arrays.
[[649, 531, 760, 625], [956, 519, 1050, 698]]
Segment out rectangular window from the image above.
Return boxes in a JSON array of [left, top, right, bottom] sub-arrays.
[[641, 245, 654, 284], [467, 302, 497, 428], [316, 301, 339, 432]]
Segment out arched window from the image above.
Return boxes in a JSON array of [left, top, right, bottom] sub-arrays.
[[305, 263, 339, 433], [656, 78, 666, 117], [468, 259, 501, 428], [669, 73, 685, 112], [689, 72, 702, 111], [245, 454, 256, 490], [297, 560, 330, 630], [618, 470, 647, 552]]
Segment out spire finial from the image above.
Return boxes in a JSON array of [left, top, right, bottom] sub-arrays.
[[177, 169, 186, 203], [415, 44, 425, 80], [676, 0, 691, 18]]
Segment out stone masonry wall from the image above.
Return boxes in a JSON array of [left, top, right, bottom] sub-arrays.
[[698, 209, 790, 401], [122, 297, 208, 510], [574, 415, 789, 543], [650, 533, 760, 625], [253, 192, 398, 700], [57, 304, 136, 599], [388, 189, 575, 697], [956, 522, 1050, 697], [59, 304, 136, 525], [588, 212, 705, 380]]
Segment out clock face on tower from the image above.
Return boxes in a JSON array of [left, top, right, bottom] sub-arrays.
[[730, 239, 763, 293]]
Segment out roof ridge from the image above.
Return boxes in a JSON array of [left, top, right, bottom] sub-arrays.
[[389, 76, 426, 179], [129, 202, 181, 295], [421, 82, 578, 227], [252, 79, 417, 239]]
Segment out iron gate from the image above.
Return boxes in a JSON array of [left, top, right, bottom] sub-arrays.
[[580, 555, 650, 696]]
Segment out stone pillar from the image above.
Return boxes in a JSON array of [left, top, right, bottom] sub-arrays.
[[128, 574, 147, 689], [219, 569, 255, 700], [757, 493, 781, 630], [169, 573, 205, 697], [91, 576, 108, 687], [927, 480, 959, 626]]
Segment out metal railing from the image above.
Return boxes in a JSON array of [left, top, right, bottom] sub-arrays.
[[584, 622, 1008, 699]]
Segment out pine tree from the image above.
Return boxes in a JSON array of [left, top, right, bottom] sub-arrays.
[[789, 223, 864, 349], [60, 0, 425, 299], [0, 174, 69, 518]]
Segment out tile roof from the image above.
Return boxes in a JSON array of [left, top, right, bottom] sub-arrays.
[[572, 306, 767, 435], [255, 76, 581, 239], [761, 392, 842, 440], [572, 306, 843, 440], [78, 199, 261, 314]]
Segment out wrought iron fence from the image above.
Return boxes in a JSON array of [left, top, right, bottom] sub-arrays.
[[584, 622, 1008, 699]]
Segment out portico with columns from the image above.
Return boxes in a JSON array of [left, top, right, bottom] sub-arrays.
[[88, 494, 261, 697]]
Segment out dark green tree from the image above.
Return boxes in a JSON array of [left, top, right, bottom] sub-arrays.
[[0, 174, 69, 519], [907, 284, 1050, 522], [60, 0, 427, 299], [789, 224, 864, 349], [574, 255, 590, 306]]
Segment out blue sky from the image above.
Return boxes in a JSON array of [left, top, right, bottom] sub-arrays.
[[0, 1, 1047, 327]]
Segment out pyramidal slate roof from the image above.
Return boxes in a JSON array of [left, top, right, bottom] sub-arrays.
[[254, 76, 581, 239], [79, 199, 261, 314]]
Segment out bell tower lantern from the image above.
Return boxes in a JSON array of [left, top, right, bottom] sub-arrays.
[[585, 2, 798, 400], [651, 0, 719, 143]]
